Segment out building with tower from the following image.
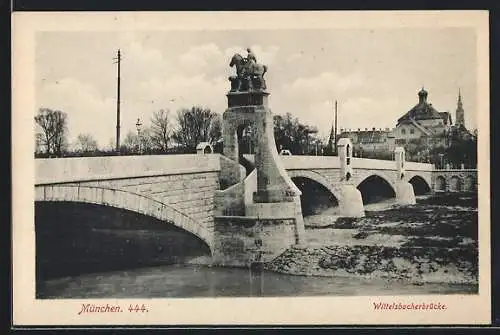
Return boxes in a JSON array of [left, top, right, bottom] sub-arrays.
[[394, 87, 474, 164], [394, 87, 452, 149], [338, 87, 474, 164]]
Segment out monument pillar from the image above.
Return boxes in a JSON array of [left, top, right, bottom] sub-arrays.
[[337, 138, 365, 217], [394, 146, 416, 205], [213, 52, 306, 269]]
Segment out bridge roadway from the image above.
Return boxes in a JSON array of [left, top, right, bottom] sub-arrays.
[[35, 154, 475, 250]]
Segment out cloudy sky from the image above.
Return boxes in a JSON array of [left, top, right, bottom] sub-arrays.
[[35, 28, 477, 149]]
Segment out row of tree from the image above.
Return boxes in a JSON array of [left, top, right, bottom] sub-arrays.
[[35, 107, 326, 158], [34, 107, 222, 157], [35, 107, 477, 168]]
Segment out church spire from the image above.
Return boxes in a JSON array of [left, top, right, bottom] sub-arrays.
[[455, 88, 465, 127]]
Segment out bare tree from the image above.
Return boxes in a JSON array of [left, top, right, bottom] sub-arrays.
[[209, 113, 222, 144], [34, 108, 68, 156], [150, 109, 171, 152], [121, 130, 138, 153], [75, 133, 99, 152], [139, 127, 154, 154], [35, 133, 44, 154], [172, 106, 218, 151]]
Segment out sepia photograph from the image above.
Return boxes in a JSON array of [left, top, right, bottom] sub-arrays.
[[12, 11, 490, 325]]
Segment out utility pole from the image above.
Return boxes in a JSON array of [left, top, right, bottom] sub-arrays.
[[334, 100, 338, 155], [113, 49, 122, 153]]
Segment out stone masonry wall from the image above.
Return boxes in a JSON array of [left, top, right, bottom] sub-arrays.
[[310, 169, 342, 187], [212, 216, 297, 267], [73, 171, 220, 234]]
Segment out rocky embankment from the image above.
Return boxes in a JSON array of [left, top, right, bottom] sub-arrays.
[[265, 194, 478, 285], [264, 244, 477, 284]]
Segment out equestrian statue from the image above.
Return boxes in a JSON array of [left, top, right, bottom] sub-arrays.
[[229, 48, 268, 92]]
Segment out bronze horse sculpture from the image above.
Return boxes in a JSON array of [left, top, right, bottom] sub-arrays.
[[229, 53, 267, 91]]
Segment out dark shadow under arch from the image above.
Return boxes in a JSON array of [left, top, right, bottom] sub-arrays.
[[449, 176, 463, 192], [291, 177, 339, 216], [357, 175, 396, 204], [35, 201, 211, 284], [465, 175, 476, 192], [435, 175, 446, 191], [409, 175, 431, 195]]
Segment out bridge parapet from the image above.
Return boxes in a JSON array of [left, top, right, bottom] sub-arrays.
[[36, 154, 221, 185], [280, 155, 340, 170], [405, 161, 435, 171]]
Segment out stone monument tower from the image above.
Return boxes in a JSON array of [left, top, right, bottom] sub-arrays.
[[213, 50, 305, 268]]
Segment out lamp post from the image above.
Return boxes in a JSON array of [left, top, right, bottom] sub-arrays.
[[247, 127, 253, 154], [438, 153, 444, 170], [136, 118, 143, 154]]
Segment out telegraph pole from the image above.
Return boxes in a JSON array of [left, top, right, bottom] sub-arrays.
[[113, 49, 122, 153], [334, 100, 338, 155]]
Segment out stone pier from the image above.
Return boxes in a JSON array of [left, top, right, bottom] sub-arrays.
[[337, 138, 365, 218], [213, 59, 305, 267], [394, 146, 416, 205]]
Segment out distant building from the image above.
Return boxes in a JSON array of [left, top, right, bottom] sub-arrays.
[[393, 87, 475, 164], [338, 87, 474, 163], [339, 127, 395, 158], [394, 87, 452, 148]]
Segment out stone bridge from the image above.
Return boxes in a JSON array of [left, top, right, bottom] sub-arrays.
[[433, 169, 478, 193], [35, 155, 222, 250], [35, 153, 476, 253], [244, 154, 435, 199]]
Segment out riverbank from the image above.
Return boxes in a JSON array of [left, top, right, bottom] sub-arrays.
[[265, 194, 478, 287]]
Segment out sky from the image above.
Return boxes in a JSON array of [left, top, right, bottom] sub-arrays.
[[35, 28, 477, 149]]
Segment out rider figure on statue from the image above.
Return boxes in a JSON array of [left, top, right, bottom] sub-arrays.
[[246, 48, 257, 65]]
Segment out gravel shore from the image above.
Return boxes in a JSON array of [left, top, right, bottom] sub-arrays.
[[265, 194, 478, 285]]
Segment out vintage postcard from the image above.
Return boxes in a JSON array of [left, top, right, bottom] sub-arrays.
[[12, 10, 490, 325]]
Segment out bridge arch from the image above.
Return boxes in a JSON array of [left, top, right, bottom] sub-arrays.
[[287, 170, 342, 202], [289, 176, 339, 216], [354, 170, 395, 189], [35, 185, 213, 250], [408, 175, 431, 195], [356, 173, 396, 204]]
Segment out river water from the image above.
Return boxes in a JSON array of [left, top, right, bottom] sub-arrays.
[[38, 263, 476, 299], [37, 195, 478, 299]]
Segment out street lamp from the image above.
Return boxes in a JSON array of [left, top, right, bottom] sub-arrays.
[[438, 153, 444, 170], [136, 118, 143, 154]]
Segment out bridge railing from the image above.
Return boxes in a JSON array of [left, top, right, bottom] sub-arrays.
[[433, 169, 478, 172]]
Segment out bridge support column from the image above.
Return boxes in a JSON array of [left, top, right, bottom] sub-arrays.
[[214, 83, 305, 268], [337, 138, 364, 218], [394, 147, 416, 205]]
